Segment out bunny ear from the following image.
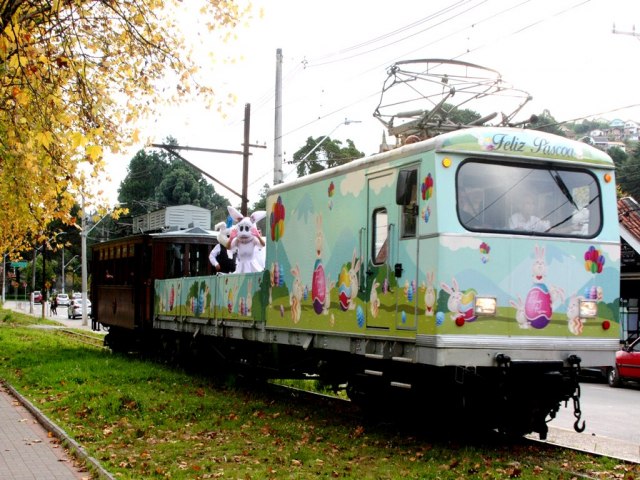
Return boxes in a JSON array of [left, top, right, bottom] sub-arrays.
[[214, 221, 226, 231], [250, 210, 267, 223], [227, 206, 244, 222]]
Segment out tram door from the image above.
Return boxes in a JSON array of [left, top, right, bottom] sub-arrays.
[[366, 171, 396, 329], [394, 166, 419, 330]]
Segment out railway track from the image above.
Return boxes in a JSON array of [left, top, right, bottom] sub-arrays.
[[57, 328, 107, 349], [268, 381, 639, 464]]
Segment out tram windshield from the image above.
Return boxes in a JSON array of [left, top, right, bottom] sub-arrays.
[[457, 160, 602, 237]]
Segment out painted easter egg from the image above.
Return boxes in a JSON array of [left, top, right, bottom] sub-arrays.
[[338, 266, 351, 311], [312, 259, 326, 314], [436, 311, 445, 326], [197, 292, 204, 315], [356, 306, 365, 328], [459, 289, 477, 322], [525, 283, 552, 329]]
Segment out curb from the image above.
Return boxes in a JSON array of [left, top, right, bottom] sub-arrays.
[[2, 381, 116, 480]]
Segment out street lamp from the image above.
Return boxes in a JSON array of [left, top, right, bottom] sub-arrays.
[[79, 198, 124, 326], [298, 118, 361, 165], [61, 251, 78, 294]]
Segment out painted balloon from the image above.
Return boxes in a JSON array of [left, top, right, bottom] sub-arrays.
[[584, 246, 605, 274], [421, 173, 434, 201], [270, 196, 286, 241]]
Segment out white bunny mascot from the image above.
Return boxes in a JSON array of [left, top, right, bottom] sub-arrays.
[[227, 206, 267, 273], [209, 217, 236, 274]]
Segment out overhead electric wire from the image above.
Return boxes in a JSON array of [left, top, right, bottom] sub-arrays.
[[309, 0, 490, 68], [308, 0, 476, 64]]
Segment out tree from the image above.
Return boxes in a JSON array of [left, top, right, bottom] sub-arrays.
[[118, 149, 171, 217], [617, 142, 640, 199], [251, 184, 270, 211], [155, 160, 228, 212], [0, 1, 249, 254], [529, 110, 566, 137], [118, 141, 231, 226], [293, 137, 365, 177]]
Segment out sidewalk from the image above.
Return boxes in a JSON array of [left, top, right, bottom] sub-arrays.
[[0, 383, 88, 479], [0, 300, 109, 479]]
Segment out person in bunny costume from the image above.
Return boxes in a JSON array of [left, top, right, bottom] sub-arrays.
[[209, 217, 236, 274], [227, 206, 266, 273]]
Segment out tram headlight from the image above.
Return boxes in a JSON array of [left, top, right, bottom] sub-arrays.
[[579, 299, 598, 318], [475, 297, 497, 316]]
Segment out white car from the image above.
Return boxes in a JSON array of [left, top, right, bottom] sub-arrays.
[[56, 293, 70, 306], [68, 299, 92, 319], [71, 292, 82, 300]]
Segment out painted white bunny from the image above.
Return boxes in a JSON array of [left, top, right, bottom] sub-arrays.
[[510, 295, 530, 329], [290, 264, 303, 323], [227, 206, 266, 273], [424, 272, 435, 317], [532, 245, 547, 283], [370, 279, 380, 318], [440, 277, 462, 319], [323, 274, 335, 315], [348, 250, 361, 310], [315, 214, 324, 258]]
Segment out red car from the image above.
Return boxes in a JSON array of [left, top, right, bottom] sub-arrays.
[[608, 337, 640, 387], [32, 291, 43, 304]]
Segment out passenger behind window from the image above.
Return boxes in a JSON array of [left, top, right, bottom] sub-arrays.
[[509, 193, 550, 232], [459, 189, 482, 227]]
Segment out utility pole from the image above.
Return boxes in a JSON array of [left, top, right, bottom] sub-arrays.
[[152, 104, 266, 217], [242, 103, 250, 215], [612, 24, 639, 38], [274, 48, 283, 185]]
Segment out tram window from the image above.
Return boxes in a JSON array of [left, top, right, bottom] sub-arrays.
[[166, 243, 185, 278], [457, 161, 601, 237], [398, 168, 418, 238], [372, 208, 389, 265], [188, 244, 210, 277]]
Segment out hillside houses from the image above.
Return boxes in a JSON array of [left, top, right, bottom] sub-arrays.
[[581, 118, 639, 152]]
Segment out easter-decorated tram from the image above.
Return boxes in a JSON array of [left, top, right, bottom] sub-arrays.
[[95, 61, 620, 439]]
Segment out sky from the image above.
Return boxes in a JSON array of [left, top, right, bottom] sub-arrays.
[[103, 0, 640, 208]]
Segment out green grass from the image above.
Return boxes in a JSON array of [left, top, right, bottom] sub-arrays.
[[0, 308, 637, 479]]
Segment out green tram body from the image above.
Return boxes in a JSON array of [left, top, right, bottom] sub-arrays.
[[98, 127, 621, 437]]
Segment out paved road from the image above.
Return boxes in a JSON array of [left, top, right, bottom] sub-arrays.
[[7, 300, 100, 332], [550, 381, 640, 445]]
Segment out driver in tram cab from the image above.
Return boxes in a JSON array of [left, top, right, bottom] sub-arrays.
[[509, 193, 550, 232]]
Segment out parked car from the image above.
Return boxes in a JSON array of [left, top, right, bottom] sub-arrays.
[[608, 337, 640, 387], [68, 299, 92, 319], [32, 291, 42, 304], [71, 292, 82, 300], [56, 293, 70, 306]]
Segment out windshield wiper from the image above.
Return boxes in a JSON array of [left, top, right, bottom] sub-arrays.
[[549, 169, 578, 210]]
